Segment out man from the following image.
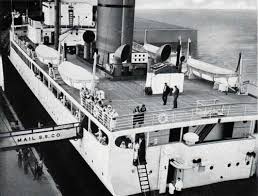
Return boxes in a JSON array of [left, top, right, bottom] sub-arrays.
[[162, 83, 171, 105], [173, 86, 179, 108], [133, 106, 140, 127], [139, 104, 146, 126], [175, 178, 183, 192]]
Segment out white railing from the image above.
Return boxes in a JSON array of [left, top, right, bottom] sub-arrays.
[[113, 102, 258, 131], [12, 36, 112, 132]]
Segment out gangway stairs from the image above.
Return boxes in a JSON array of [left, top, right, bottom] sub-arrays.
[[0, 122, 82, 151], [136, 163, 151, 195], [195, 124, 216, 143]]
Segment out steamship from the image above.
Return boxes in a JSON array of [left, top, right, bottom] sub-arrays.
[[7, 0, 258, 195]]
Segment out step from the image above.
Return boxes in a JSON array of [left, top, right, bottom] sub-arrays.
[[141, 184, 150, 189], [139, 173, 147, 177], [140, 181, 149, 185], [139, 176, 148, 181], [142, 189, 150, 192]]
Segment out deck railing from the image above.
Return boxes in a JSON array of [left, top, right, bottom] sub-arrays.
[[113, 102, 258, 131], [11, 30, 258, 132]]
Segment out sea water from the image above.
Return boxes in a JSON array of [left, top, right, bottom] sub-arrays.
[[136, 9, 257, 83]]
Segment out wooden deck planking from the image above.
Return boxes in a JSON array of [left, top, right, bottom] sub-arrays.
[[33, 53, 256, 117]]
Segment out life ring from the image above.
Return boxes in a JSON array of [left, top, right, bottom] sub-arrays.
[[158, 113, 168, 124]]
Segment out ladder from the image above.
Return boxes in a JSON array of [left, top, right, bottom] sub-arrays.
[[136, 163, 151, 195], [68, 6, 74, 27], [198, 124, 216, 142]]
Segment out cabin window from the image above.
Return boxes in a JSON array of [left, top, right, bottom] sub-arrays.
[[90, 121, 108, 145], [115, 136, 133, 149], [80, 115, 89, 131], [72, 104, 80, 120], [65, 99, 71, 111], [44, 77, 48, 87], [52, 87, 58, 98], [148, 129, 170, 146]]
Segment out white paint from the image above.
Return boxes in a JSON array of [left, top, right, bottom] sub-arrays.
[[0, 54, 4, 90], [145, 72, 184, 94], [9, 45, 116, 195]]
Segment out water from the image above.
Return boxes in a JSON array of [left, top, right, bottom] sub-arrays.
[[135, 9, 257, 83]]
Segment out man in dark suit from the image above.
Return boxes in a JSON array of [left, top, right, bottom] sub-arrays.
[[173, 86, 179, 108], [162, 83, 171, 105]]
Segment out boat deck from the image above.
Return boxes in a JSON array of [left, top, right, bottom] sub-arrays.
[[64, 54, 256, 116], [12, 33, 258, 131]]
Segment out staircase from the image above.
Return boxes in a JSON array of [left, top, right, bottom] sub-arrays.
[[198, 124, 216, 142], [136, 164, 151, 195]]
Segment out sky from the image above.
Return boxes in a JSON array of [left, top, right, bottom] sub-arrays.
[[135, 0, 257, 10]]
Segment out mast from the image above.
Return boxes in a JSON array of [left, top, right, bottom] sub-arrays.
[[54, 0, 60, 50]]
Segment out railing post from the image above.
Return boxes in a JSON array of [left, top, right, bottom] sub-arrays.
[[191, 108, 194, 120], [227, 105, 230, 116]]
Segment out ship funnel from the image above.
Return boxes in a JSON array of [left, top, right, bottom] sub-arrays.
[[114, 44, 130, 63], [143, 43, 172, 62], [96, 0, 135, 67]]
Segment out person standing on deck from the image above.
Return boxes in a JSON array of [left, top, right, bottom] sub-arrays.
[[162, 83, 171, 105], [133, 106, 140, 128], [173, 86, 179, 108], [139, 104, 146, 126]]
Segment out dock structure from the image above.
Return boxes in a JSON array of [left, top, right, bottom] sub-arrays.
[[0, 89, 61, 196]]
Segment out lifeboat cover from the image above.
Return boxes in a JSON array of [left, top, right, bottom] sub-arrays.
[[58, 61, 98, 89]]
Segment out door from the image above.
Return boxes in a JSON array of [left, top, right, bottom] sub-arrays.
[[158, 146, 169, 194]]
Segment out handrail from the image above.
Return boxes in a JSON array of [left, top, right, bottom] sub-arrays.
[[113, 102, 258, 131], [117, 102, 257, 119], [11, 36, 112, 132]]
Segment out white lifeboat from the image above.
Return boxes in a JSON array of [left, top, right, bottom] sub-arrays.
[[58, 61, 99, 90], [35, 45, 59, 65]]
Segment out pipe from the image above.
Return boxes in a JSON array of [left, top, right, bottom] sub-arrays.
[[176, 36, 182, 68], [54, 0, 60, 50]]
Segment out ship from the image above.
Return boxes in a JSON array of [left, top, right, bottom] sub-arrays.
[[6, 0, 258, 195]]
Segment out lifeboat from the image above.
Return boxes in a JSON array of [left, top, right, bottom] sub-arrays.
[[35, 45, 59, 65], [58, 61, 98, 90]]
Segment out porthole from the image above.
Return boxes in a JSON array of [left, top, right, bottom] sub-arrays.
[[246, 161, 250, 165], [236, 162, 240, 166], [227, 163, 231, 167], [210, 166, 214, 170], [220, 176, 223, 179]]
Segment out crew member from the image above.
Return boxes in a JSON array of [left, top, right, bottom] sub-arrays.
[[173, 86, 179, 108], [139, 104, 146, 126], [133, 106, 140, 128], [162, 83, 171, 105]]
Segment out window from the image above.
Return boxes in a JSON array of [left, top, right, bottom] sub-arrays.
[[90, 121, 108, 145], [115, 135, 133, 149]]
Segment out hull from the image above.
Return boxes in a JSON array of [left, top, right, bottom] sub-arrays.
[[8, 38, 258, 196], [9, 42, 116, 195]]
